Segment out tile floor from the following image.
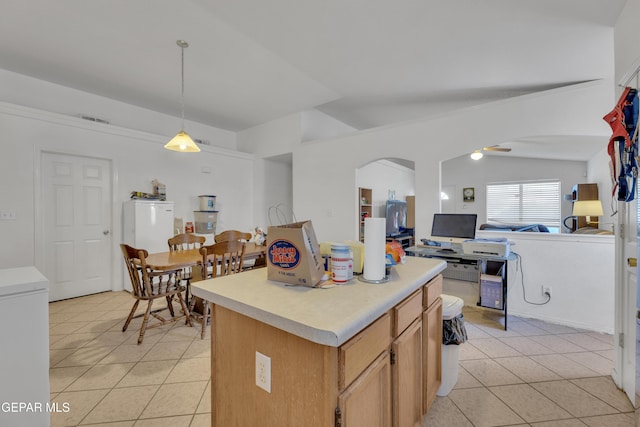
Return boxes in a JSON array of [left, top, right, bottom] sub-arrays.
[[48, 291, 635, 426], [423, 307, 635, 427]]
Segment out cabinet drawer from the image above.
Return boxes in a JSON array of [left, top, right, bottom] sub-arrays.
[[393, 289, 423, 337], [423, 274, 443, 308], [339, 312, 392, 390]]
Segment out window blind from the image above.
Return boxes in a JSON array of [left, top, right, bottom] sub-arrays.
[[486, 181, 561, 227]]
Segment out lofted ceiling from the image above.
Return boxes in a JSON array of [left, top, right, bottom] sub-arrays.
[[0, 0, 628, 160]]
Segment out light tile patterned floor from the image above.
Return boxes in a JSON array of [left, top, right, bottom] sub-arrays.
[[423, 307, 635, 427], [48, 291, 634, 426], [49, 291, 211, 427]]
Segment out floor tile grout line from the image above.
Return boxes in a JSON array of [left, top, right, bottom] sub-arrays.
[[484, 382, 574, 425], [449, 310, 626, 426], [537, 352, 605, 379], [561, 350, 617, 376], [51, 293, 622, 427], [495, 336, 565, 355], [568, 378, 631, 414], [457, 351, 534, 422], [439, 394, 482, 427], [530, 379, 622, 419], [454, 376, 626, 425]]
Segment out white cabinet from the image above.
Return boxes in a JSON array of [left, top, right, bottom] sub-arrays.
[[0, 267, 50, 427]]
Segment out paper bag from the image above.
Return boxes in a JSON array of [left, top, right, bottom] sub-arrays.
[[267, 220, 324, 287]]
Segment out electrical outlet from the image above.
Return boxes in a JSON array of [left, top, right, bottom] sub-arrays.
[[542, 286, 552, 297], [256, 351, 271, 393], [0, 211, 16, 220]]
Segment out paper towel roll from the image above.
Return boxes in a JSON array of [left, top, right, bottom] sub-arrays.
[[363, 218, 386, 281]]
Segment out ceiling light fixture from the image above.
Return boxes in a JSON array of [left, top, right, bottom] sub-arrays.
[[164, 40, 200, 153], [470, 150, 483, 160]]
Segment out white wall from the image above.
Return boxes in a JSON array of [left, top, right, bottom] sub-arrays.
[[443, 232, 615, 333], [0, 102, 254, 293], [301, 109, 357, 142], [237, 112, 301, 157], [238, 109, 356, 233], [0, 69, 236, 150], [257, 155, 294, 230], [442, 155, 591, 229], [437, 149, 615, 334], [237, 113, 299, 230], [615, 0, 640, 89], [291, 81, 613, 243], [356, 159, 415, 218], [488, 231, 614, 333]]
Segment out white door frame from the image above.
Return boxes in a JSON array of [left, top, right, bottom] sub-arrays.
[[613, 199, 638, 405], [34, 147, 119, 294]]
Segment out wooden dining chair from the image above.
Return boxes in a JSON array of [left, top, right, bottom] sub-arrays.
[[215, 229, 265, 269], [120, 244, 192, 344], [168, 233, 206, 305], [214, 230, 252, 243], [190, 240, 246, 339]]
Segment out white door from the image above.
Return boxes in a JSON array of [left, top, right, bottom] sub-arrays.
[[41, 152, 112, 301], [614, 198, 637, 405]]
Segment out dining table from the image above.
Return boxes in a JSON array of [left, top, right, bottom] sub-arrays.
[[144, 242, 267, 271], [143, 242, 267, 306]]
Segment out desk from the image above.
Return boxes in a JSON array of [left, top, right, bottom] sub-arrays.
[[386, 233, 414, 248], [406, 245, 516, 330]]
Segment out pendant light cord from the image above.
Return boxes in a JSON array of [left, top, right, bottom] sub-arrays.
[[164, 39, 199, 152], [177, 40, 188, 131], [180, 44, 185, 130]]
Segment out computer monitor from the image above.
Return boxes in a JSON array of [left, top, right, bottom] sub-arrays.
[[429, 213, 477, 244]]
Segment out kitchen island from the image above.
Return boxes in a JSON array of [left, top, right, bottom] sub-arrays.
[[192, 256, 446, 426]]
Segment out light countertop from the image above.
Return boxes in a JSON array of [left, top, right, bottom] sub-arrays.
[[0, 266, 49, 298], [191, 256, 446, 347]]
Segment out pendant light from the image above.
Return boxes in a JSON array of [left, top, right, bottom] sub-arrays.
[[470, 150, 483, 160], [165, 40, 200, 153]]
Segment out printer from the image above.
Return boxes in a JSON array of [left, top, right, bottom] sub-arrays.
[[461, 238, 510, 257]]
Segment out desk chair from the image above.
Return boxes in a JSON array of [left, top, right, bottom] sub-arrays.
[[168, 233, 206, 305], [191, 240, 246, 339], [120, 244, 192, 344]]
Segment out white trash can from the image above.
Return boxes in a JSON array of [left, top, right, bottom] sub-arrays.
[[437, 294, 465, 396]]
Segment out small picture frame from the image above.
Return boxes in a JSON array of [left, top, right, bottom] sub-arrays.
[[463, 187, 475, 202]]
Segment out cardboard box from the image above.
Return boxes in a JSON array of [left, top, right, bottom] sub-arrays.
[[267, 220, 324, 287]]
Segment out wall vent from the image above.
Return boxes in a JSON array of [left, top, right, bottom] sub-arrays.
[[79, 115, 110, 125], [193, 138, 210, 146]]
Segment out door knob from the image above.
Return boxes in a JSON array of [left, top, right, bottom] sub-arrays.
[[628, 257, 637, 267], [103, 230, 110, 236]]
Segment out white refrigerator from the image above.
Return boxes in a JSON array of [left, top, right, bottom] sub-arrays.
[[122, 200, 174, 290]]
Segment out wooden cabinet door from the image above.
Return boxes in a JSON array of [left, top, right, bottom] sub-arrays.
[[422, 297, 442, 413], [338, 351, 392, 427], [392, 318, 423, 427]]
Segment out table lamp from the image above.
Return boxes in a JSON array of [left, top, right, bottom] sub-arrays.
[[572, 200, 604, 226]]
